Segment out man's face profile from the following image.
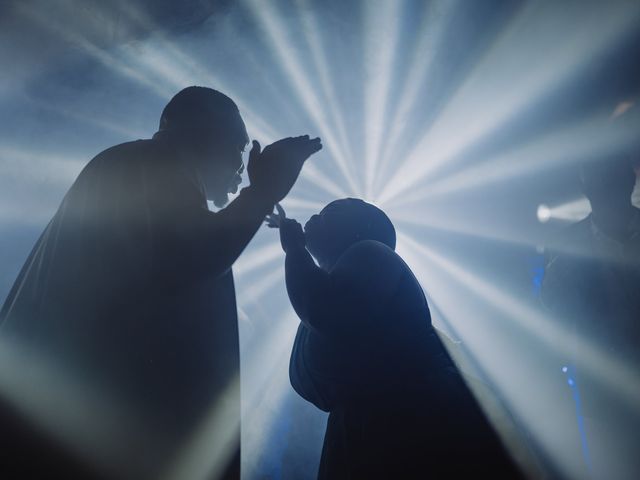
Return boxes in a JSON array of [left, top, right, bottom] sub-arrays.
[[207, 135, 247, 207], [191, 115, 249, 207]]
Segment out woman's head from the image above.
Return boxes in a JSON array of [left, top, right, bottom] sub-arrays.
[[304, 198, 396, 270]]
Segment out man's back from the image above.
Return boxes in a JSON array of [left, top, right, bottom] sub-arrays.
[[0, 138, 241, 477]]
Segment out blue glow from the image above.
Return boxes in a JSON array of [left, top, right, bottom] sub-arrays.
[[529, 254, 545, 296], [563, 365, 593, 475]]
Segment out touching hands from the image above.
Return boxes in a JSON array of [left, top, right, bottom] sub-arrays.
[[247, 135, 322, 204], [265, 204, 306, 253]]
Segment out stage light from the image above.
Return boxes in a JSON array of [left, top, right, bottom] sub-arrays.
[[384, 109, 639, 209], [537, 204, 551, 223], [537, 198, 591, 224]]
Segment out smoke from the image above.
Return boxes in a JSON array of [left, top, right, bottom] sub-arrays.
[[2, 1, 640, 478]]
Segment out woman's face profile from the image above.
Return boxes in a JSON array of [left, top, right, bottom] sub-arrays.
[[304, 199, 388, 270]]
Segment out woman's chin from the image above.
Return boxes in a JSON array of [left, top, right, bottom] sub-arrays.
[[212, 192, 230, 208]]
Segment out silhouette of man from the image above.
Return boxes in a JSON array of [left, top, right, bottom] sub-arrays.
[[267, 199, 519, 479], [541, 104, 640, 479], [0, 86, 321, 479]]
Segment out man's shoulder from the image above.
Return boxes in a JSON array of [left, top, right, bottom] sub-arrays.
[[88, 139, 159, 167], [75, 138, 176, 186]]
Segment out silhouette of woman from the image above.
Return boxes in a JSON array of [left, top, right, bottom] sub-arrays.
[[267, 199, 520, 480]]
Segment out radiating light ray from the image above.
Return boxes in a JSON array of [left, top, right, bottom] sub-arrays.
[[396, 241, 570, 478], [0, 336, 160, 480], [294, 0, 355, 180], [244, 0, 360, 196], [537, 198, 591, 224], [398, 232, 640, 412], [21, 0, 330, 197], [300, 163, 349, 199], [242, 310, 299, 405], [115, 38, 279, 145], [120, 43, 195, 93], [62, 0, 283, 147], [140, 44, 282, 144], [0, 146, 85, 185], [391, 205, 627, 264], [240, 311, 300, 478], [164, 374, 241, 480], [280, 197, 326, 213], [26, 97, 149, 140], [241, 266, 285, 304], [373, 0, 458, 197], [134, 36, 283, 143], [388, 111, 639, 208], [387, 199, 624, 266], [23, 0, 278, 147], [362, 0, 401, 199], [14, 3, 172, 99], [391, 209, 540, 251], [377, 1, 640, 205], [234, 242, 283, 278]]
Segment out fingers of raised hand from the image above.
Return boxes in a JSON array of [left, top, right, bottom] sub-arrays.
[[271, 136, 319, 150], [264, 214, 280, 228], [295, 136, 322, 158], [275, 203, 287, 219]]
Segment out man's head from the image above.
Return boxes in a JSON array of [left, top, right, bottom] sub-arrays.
[[159, 86, 250, 207], [304, 198, 396, 270]]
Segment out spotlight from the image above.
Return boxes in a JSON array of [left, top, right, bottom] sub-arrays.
[[537, 204, 551, 223]]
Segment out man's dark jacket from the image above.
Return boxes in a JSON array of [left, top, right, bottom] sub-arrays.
[[0, 137, 271, 478]]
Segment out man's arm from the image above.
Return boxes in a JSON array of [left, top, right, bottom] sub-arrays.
[[195, 186, 276, 277], [164, 137, 322, 280]]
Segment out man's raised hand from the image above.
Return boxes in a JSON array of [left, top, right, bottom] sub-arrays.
[[248, 135, 322, 204]]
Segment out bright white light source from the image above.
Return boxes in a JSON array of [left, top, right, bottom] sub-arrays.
[[537, 204, 551, 223], [537, 198, 591, 224]]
